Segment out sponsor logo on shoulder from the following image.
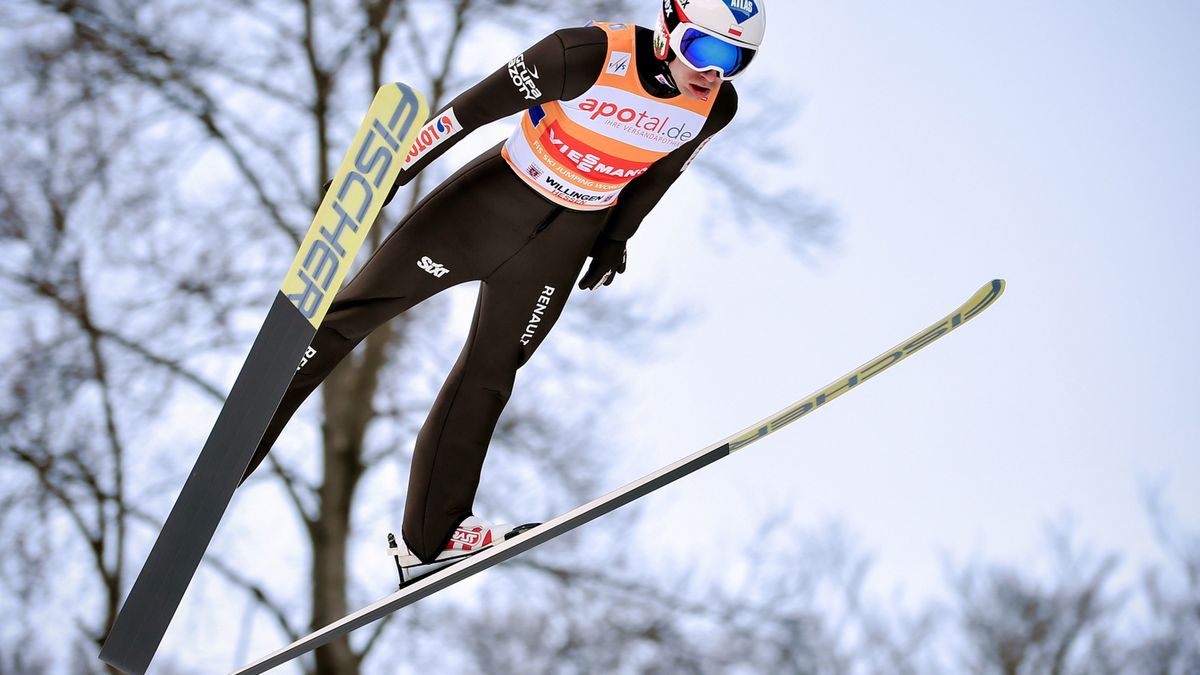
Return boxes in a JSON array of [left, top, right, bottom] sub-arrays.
[[606, 51, 631, 76], [403, 108, 461, 168], [417, 255, 450, 278], [508, 55, 542, 101]]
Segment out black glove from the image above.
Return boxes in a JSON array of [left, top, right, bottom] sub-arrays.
[[578, 235, 628, 290]]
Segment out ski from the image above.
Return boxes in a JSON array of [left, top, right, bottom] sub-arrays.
[[230, 279, 1006, 675], [98, 83, 430, 675]]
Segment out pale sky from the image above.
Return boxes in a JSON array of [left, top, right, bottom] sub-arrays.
[[127, 2, 1200, 670], [600, 1, 1200, 599], [343, 0, 1200, 619]]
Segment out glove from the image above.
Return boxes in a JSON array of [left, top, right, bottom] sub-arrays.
[[578, 235, 628, 290]]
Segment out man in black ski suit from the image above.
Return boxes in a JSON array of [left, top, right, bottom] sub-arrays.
[[243, 1, 766, 566]]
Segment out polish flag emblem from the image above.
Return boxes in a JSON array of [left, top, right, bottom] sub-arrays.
[[728, 26, 743, 37]]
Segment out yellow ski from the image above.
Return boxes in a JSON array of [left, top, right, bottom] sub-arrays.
[[100, 83, 429, 675], [232, 280, 1006, 675]]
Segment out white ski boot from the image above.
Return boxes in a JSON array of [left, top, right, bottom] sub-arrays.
[[387, 517, 537, 587]]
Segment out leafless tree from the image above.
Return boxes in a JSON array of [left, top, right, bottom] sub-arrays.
[[1129, 489, 1200, 675], [0, 1, 831, 673], [7, 3, 1198, 675], [423, 518, 938, 675], [935, 500, 1200, 675], [949, 525, 1123, 675]]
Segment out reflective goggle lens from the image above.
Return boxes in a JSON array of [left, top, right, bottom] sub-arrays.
[[678, 27, 756, 78]]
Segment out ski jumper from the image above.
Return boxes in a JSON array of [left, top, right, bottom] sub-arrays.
[[243, 23, 738, 563]]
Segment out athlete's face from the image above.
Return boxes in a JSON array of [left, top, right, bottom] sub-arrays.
[[669, 58, 722, 101]]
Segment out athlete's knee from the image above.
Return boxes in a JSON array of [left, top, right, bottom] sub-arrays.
[[481, 385, 511, 407], [296, 324, 357, 377], [467, 364, 519, 409]]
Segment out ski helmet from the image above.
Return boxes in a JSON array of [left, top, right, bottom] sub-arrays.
[[655, 0, 766, 80]]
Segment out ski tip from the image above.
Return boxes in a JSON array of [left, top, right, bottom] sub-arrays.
[[959, 279, 1006, 320], [393, 81, 425, 104]]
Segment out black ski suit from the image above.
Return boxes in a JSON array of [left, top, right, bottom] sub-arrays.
[[243, 25, 738, 563]]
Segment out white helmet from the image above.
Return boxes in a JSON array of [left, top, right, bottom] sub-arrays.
[[654, 0, 767, 80]]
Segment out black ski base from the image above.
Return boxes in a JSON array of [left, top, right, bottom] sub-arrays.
[[388, 524, 541, 589], [100, 292, 314, 675]]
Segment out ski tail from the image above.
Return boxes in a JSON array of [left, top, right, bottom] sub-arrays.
[[98, 83, 429, 675]]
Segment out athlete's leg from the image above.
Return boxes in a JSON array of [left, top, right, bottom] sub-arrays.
[[242, 149, 532, 480], [402, 207, 605, 562]]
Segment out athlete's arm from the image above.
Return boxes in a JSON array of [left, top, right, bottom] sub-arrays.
[[387, 27, 607, 197], [578, 84, 738, 290], [598, 83, 739, 242]]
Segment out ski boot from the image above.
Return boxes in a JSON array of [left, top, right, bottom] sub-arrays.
[[387, 516, 538, 587]]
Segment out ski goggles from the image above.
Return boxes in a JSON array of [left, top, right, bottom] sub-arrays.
[[674, 25, 757, 80]]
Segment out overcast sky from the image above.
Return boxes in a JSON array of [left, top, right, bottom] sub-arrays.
[[145, 2, 1200, 669], [584, 1, 1200, 599]]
